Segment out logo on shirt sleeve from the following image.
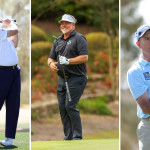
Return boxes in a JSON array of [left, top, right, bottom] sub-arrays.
[[143, 72, 150, 80]]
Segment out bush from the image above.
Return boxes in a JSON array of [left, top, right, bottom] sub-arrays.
[[85, 32, 109, 73], [31, 41, 52, 77], [85, 32, 118, 75], [31, 24, 47, 43], [78, 96, 113, 115], [31, 55, 58, 100], [31, 110, 40, 120], [85, 32, 108, 51]]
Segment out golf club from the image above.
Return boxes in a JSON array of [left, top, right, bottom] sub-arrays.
[[52, 35, 72, 102]]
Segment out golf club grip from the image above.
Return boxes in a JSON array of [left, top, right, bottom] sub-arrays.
[[0, 20, 16, 23], [65, 82, 72, 101]]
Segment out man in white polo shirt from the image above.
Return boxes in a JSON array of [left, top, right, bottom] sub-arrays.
[[127, 25, 150, 150], [0, 19, 20, 146]]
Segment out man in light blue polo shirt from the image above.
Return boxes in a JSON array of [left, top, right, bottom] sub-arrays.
[[127, 25, 150, 150], [0, 19, 20, 146]]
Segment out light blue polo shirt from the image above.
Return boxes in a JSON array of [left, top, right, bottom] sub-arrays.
[[127, 57, 150, 118]]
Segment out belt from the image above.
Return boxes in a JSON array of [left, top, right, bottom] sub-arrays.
[[0, 64, 18, 69], [59, 74, 75, 79]]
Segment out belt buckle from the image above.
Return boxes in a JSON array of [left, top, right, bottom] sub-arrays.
[[13, 65, 15, 69]]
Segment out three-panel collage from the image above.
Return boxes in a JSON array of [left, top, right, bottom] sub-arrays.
[[0, 0, 150, 150]]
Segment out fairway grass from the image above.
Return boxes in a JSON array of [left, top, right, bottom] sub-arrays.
[[32, 138, 119, 150], [84, 130, 119, 139], [0, 132, 29, 150]]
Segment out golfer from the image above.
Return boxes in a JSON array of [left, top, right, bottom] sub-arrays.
[[0, 19, 20, 146], [48, 14, 88, 140], [127, 25, 150, 150]]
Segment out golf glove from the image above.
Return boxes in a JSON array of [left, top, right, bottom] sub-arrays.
[[59, 56, 69, 65]]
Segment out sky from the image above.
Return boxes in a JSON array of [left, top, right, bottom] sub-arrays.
[[138, 0, 150, 24]]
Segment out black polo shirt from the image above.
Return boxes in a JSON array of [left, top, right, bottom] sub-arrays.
[[49, 30, 88, 77]]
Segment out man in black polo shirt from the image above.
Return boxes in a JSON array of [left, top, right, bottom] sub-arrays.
[[48, 14, 88, 140]]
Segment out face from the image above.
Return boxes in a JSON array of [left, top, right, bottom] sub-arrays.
[[60, 21, 75, 34], [139, 30, 150, 54]]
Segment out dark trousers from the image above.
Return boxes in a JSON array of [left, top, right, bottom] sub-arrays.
[[0, 68, 21, 139], [57, 75, 87, 140]]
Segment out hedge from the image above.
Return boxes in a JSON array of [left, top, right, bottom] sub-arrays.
[[31, 24, 47, 43], [85, 32, 118, 73], [31, 41, 52, 77], [85, 32, 108, 50]]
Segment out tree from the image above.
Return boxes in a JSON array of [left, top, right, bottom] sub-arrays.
[[121, 0, 143, 60], [87, 0, 119, 100]]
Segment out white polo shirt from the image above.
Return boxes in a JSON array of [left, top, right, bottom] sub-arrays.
[[127, 57, 150, 118], [0, 29, 18, 66]]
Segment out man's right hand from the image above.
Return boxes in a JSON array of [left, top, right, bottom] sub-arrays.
[[49, 62, 59, 72]]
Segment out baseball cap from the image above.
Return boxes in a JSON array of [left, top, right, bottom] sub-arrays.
[[58, 14, 77, 24], [135, 25, 150, 41]]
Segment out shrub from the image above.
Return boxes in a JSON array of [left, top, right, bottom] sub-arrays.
[[31, 110, 40, 120], [85, 32, 119, 75], [31, 41, 52, 77], [85, 32, 109, 73], [31, 55, 58, 100], [31, 24, 47, 43], [78, 96, 113, 115], [85, 32, 108, 51]]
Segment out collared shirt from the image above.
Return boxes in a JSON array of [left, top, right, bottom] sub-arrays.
[[0, 29, 18, 66], [127, 57, 150, 118], [49, 30, 88, 77]]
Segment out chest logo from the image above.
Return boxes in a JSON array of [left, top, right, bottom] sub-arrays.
[[143, 72, 150, 80], [67, 40, 72, 45]]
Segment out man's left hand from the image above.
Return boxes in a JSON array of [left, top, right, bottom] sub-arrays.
[[59, 56, 69, 65]]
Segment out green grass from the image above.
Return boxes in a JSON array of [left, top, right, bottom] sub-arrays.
[[84, 130, 119, 139], [78, 96, 113, 115], [0, 132, 30, 150], [0, 124, 29, 130], [32, 139, 119, 150]]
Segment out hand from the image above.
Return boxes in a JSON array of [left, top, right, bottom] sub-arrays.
[[2, 19, 11, 26], [59, 56, 69, 65], [49, 62, 58, 72]]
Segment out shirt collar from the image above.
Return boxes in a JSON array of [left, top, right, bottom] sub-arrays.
[[61, 30, 76, 40], [139, 56, 150, 66]]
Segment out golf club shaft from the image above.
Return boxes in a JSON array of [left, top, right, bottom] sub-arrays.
[[65, 82, 72, 101], [59, 55, 72, 102]]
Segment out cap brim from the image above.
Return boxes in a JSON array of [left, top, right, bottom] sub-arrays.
[[58, 19, 75, 24]]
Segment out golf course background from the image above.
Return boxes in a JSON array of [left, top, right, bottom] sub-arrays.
[[31, 0, 119, 149]]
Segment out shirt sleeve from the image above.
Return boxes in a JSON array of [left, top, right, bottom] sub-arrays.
[[0, 29, 7, 42], [127, 68, 148, 100], [49, 40, 57, 60], [76, 36, 88, 55]]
